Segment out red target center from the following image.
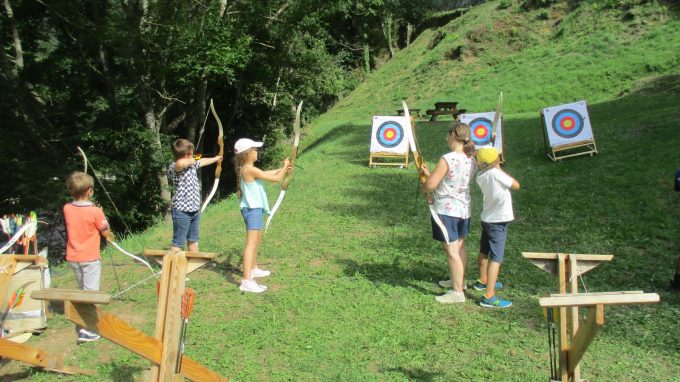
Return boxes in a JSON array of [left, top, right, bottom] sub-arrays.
[[560, 117, 576, 131], [474, 126, 488, 138]]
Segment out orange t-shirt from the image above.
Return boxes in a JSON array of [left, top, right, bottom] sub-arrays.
[[64, 202, 109, 262]]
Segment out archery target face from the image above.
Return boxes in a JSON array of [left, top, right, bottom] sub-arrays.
[[458, 112, 503, 154], [376, 121, 404, 148], [370, 116, 412, 154], [542, 101, 593, 147]]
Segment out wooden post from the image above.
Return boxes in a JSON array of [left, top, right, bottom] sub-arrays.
[[557, 253, 569, 382], [567, 254, 581, 381], [527, 252, 661, 382]]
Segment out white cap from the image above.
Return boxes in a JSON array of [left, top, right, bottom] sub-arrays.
[[234, 138, 263, 154]]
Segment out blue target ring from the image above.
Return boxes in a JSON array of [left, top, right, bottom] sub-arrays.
[[376, 121, 404, 148], [551, 109, 584, 138], [469, 118, 493, 145]]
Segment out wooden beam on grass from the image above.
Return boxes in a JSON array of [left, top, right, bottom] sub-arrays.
[[0, 338, 95, 375]]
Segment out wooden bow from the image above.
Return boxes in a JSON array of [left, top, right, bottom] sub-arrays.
[[264, 101, 302, 234], [200, 99, 225, 213], [402, 100, 451, 244]]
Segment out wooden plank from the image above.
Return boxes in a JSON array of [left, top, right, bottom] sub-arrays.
[[540, 293, 660, 308], [32, 288, 111, 305], [181, 357, 230, 382], [159, 253, 188, 381], [0, 337, 95, 375], [66, 302, 162, 363], [522, 252, 613, 261], [551, 140, 597, 150], [568, 304, 604, 376], [62, 302, 228, 381], [568, 254, 581, 381], [550, 291, 643, 298], [522, 252, 613, 276], [150, 252, 175, 381], [557, 253, 568, 382], [144, 249, 217, 259]]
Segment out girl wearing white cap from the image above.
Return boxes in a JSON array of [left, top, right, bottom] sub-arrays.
[[233, 138, 291, 293]]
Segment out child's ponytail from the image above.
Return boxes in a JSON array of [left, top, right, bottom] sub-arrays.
[[233, 153, 246, 198], [449, 122, 476, 158]]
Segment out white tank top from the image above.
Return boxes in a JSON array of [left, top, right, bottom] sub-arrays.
[[433, 151, 475, 219]]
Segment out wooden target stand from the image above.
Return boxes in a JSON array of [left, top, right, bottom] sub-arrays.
[[540, 114, 598, 162], [523, 252, 660, 382], [0, 255, 89, 375], [30, 250, 228, 381], [368, 151, 410, 168]]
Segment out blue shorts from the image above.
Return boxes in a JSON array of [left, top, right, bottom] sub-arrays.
[[241, 208, 264, 231], [480, 221, 509, 263], [171, 209, 200, 247], [432, 215, 470, 242]]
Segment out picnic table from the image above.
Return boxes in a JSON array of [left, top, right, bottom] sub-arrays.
[[396, 108, 421, 117], [425, 101, 466, 121]]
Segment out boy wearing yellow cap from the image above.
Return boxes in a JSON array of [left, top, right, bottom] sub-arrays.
[[474, 147, 520, 308]]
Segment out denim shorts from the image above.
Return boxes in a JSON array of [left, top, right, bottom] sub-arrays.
[[432, 215, 470, 242], [241, 207, 264, 231], [480, 221, 509, 263], [172, 209, 200, 247]]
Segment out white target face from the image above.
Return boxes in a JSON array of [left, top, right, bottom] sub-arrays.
[[370, 116, 412, 154], [458, 112, 503, 154], [542, 101, 594, 147]]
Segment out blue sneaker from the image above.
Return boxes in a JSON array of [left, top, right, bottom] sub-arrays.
[[77, 329, 101, 343], [480, 295, 512, 308], [472, 280, 503, 291]]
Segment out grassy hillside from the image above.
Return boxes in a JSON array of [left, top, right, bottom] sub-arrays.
[[10, 1, 680, 381]]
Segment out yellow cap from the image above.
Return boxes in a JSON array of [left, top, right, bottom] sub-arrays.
[[476, 147, 499, 164]]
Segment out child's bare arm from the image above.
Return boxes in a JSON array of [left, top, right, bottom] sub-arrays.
[[501, 169, 520, 190], [421, 158, 448, 192], [244, 158, 291, 183], [198, 155, 223, 168], [101, 228, 115, 242]]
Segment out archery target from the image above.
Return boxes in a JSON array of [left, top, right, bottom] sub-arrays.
[[458, 112, 503, 154], [376, 121, 404, 148], [542, 101, 593, 147], [370, 116, 412, 154]]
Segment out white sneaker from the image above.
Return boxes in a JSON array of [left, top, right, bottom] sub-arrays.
[[239, 279, 266, 293], [435, 290, 466, 303], [251, 268, 271, 278], [437, 280, 467, 290]]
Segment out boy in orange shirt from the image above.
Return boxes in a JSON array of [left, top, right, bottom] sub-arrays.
[[63, 172, 114, 343]]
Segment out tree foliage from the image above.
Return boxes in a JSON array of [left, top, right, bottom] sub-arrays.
[[0, 0, 442, 233]]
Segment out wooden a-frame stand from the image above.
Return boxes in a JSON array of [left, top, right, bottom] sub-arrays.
[[369, 150, 410, 168], [523, 252, 659, 382], [0, 255, 92, 375], [540, 114, 598, 162], [32, 250, 228, 381]]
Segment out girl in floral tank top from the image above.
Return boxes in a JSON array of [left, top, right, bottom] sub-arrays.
[[420, 122, 476, 304]]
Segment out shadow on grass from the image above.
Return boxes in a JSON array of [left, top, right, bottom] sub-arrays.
[[106, 362, 146, 382], [0, 370, 31, 382], [213, 250, 241, 286], [383, 366, 443, 381]]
